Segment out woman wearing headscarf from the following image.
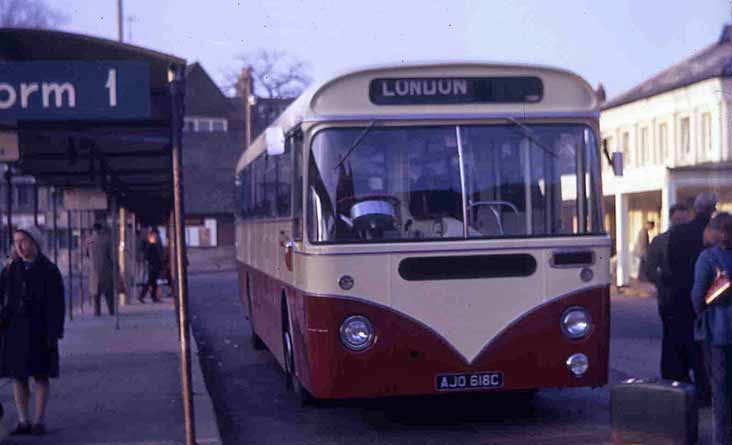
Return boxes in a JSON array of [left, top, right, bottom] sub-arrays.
[[0, 224, 65, 436]]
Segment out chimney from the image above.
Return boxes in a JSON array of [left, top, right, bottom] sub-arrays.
[[595, 83, 606, 104], [719, 23, 732, 45]]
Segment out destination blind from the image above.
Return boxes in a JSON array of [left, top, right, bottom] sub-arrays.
[[369, 77, 543, 105]]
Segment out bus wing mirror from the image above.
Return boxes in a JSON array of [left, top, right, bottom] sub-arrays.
[[612, 152, 624, 177], [265, 127, 286, 156]]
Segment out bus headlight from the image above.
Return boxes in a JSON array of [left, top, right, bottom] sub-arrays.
[[339, 315, 374, 351], [560, 306, 591, 339], [566, 353, 589, 377]]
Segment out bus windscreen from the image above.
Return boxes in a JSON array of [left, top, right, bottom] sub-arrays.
[[308, 124, 602, 243]]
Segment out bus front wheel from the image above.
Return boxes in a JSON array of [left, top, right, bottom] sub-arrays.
[[282, 306, 313, 405]]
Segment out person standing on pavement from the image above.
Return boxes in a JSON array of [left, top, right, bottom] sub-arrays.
[[667, 192, 717, 403], [646, 204, 691, 376], [0, 225, 65, 436], [690, 212, 732, 445], [634, 220, 655, 282], [86, 223, 115, 316], [138, 228, 163, 303]]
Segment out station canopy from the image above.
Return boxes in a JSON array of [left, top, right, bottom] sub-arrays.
[[0, 29, 186, 224]]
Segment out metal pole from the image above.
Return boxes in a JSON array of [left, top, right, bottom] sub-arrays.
[[67, 210, 73, 321], [131, 212, 137, 300], [79, 211, 85, 314], [111, 198, 120, 330], [5, 166, 12, 254], [117, 0, 124, 43], [52, 188, 58, 265], [243, 67, 252, 150], [168, 211, 178, 321], [33, 181, 39, 227], [119, 206, 127, 306], [170, 64, 196, 445]]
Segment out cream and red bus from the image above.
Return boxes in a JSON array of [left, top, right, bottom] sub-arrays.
[[235, 63, 610, 402]]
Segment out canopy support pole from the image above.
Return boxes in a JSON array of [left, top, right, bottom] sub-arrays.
[[33, 182, 39, 227], [170, 64, 196, 445], [78, 211, 85, 314], [119, 206, 127, 306], [111, 197, 120, 330], [5, 166, 12, 256], [52, 188, 58, 265], [67, 210, 73, 320]]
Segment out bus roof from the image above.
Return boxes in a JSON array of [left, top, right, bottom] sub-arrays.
[[237, 62, 598, 170]]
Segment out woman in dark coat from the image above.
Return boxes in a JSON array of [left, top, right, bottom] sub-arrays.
[[0, 225, 65, 436]]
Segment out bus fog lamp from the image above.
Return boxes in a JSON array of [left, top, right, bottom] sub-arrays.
[[338, 275, 355, 290], [566, 353, 589, 376], [560, 307, 591, 339], [580, 267, 594, 282], [339, 315, 374, 351]]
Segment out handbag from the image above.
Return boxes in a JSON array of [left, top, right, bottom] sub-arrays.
[[705, 268, 731, 305], [705, 247, 732, 305]]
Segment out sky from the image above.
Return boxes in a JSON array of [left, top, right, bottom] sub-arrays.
[[51, 0, 729, 99]]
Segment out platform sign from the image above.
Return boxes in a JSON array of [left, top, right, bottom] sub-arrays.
[[0, 131, 19, 161], [0, 61, 150, 121], [63, 189, 108, 210]]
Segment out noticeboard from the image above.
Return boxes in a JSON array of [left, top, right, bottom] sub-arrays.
[[0, 61, 150, 120], [0, 131, 19, 161], [63, 189, 108, 210]]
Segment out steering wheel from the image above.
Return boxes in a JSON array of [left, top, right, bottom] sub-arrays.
[[337, 195, 401, 240], [468, 200, 520, 235]]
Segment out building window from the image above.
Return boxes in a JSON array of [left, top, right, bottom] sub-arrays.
[[639, 127, 649, 166], [681, 117, 691, 157], [659, 122, 668, 162], [183, 117, 228, 133], [621, 131, 630, 167], [701, 112, 712, 156], [211, 119, 227, 132]]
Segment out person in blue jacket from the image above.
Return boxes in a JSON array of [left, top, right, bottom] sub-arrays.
[[691, 212, 732, 445]]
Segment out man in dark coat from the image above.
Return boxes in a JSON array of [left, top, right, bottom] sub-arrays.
[[646, 204, 690, 376], [86, 223, 115, 316], [0, 225, 65, 435], [666, 192, 717, 404]]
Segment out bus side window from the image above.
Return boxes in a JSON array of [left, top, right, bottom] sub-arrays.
[[291, 130, 304, 241]]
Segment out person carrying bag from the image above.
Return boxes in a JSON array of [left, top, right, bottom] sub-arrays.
[[691, 212, 732, 445]]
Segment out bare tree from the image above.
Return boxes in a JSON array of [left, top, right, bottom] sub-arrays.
[[234, 49, 312, 99], [0, 0, 67, 29]]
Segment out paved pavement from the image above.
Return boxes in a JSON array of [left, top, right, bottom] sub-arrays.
[[0, 296, 221, 445], [189, 272, 715, 444]]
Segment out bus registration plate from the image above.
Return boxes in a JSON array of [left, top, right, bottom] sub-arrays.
[[435, 372, 504, 391]]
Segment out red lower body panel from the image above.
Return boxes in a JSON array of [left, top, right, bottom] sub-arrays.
[[239, 262, 610, 399]]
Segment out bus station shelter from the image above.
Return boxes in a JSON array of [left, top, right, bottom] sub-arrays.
[[0, 28, 196, 445]]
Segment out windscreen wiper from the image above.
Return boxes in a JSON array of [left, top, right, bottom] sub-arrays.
[[333, 120, 376, 171], [505, 116, 557, 158]]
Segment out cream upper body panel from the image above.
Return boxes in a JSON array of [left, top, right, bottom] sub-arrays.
[[235, 62, 599, 173]]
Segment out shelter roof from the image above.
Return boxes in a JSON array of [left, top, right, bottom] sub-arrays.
[[0, 28, 186, 224]]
